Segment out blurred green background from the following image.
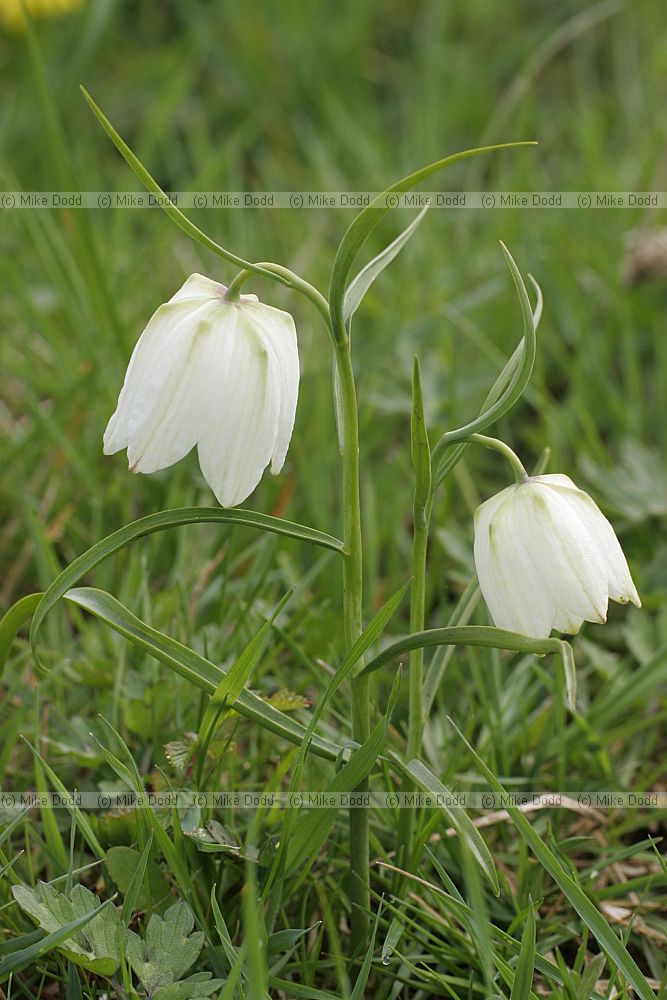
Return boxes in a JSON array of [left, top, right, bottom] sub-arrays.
[[2, 0, 667, 611], [2, 0, 667, 991]]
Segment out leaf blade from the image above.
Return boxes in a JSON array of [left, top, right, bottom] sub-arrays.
[[64, 587, 340, 761], [450, 719, 658, 1000], [29, 506, 343, 673]]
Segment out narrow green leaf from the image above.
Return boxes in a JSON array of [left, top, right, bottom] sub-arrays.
[[195, 592, 291, 784], [64, 588, 340, 761], [120, 834, 154, 925], [433, 272, 542, 486], [67, 961, 83, 1000], [21, 739, 105, 859], [559, 640, 577, 712], [510, 898, 536, 1000], [422, 577, 480, 716], [0, 900, 115, 980], [93, 722, 201, 919], [329, 141, 537, 339], [450, 719, 658, 1000], [299, 579, 410, 747], [33, 750, 68, 871], [106, 845, 170, 915], [350, 901, 383, 1000], [343, 205, 429, 326], [575, 953, 606, 1000], [401, 757, 498, 895], [81, 87, 287, 284], [360, 625, 568, 677], [30, 506, 343, 673], [0, 592, 42, 677], [411, 356, 431, 510], [433, 246, 538, 470], [285, 671, 402, 874], [210, 885, 241, 974]]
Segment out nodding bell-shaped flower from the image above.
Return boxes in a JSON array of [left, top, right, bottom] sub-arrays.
[[104, 274, 299, 508], [473, 473, 641, 639]]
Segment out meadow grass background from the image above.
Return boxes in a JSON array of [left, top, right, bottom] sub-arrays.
[[1, 0, 667, 996]]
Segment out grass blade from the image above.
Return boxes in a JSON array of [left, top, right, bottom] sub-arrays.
[[400, 757, 498, 895], [0, 592, 42, 677], [81, 86, 290, 284], [450, 718, 658, 1000], [64, 587, 340, 761], [0, 900, 114, 980], [510, 898, 536, 1000]]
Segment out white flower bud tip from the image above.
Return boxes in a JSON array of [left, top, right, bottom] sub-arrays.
[[104, 273, 299, 508], [473, 473, 641, 639]]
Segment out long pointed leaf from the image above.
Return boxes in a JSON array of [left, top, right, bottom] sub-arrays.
[[81, 87, 286, 284], [285, 671, 402, 875], [510, 898, 536, 1000], [433, 272, 542, 486], [399, 757, 498, 895], [432, 245, 538, 485], [0, 592, 42, 677], [360, 625, 568, 677], [329, 141, 536, 339], [29, 506, 343, 673], [0, 900, 115, 980], [64, 588, 340, 761], [450, 719, 658, 1000], [343, 206, 429, 326]]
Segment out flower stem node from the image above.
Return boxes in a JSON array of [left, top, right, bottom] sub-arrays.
[[473, 473, 641, 639], [103, 273, 300, 508]]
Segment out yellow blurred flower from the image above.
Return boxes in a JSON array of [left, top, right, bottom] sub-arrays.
[[0, 0, 84, 30]]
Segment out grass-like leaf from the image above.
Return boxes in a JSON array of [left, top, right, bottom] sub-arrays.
[[399, 758, 498, 895], [343, 205, 429, 327], [81, 87, 287, 285], [360, 625, 571, 677], [0, 591, 42, 679], [329, 141, 537, 341], [450, 718, 658, 1000], [285, 670, 402, 875], [432, 247, 539, 489], [27, 506, 343, 674], [510, 897, 536, 1000], [64, 587, 341, 761]]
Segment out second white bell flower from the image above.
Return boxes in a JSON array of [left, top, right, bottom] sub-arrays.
[[474, 473, 641, 639], [104, 273, 300, 507]]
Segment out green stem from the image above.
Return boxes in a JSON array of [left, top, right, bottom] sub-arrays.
[[334, 337, 369, 942], [225, 262, 331, 332], [469, 433, 529, 482], [407, 494, 432, 761], [396, 489, 432, 870]]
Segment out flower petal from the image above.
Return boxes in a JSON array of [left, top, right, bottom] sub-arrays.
[[519, 483, 610, 629], [243, 302, 300, 474], [196, 311, 281, 507], [475, 486, 556, 637], [548, 484, 641, 608], [104, 299, 217, 469]]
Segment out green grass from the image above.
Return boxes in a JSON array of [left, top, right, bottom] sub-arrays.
[[2, 0, 667, 996]]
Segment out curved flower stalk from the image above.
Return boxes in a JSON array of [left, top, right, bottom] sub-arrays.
[[104, 274, 299, 508], [474, 473, 641, 639]]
